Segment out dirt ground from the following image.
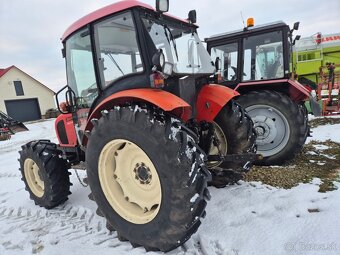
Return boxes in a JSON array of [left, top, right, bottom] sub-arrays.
[[245, 118, 340, 192]]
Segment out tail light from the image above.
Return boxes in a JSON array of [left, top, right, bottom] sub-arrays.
[[150, 72, 165, 88]]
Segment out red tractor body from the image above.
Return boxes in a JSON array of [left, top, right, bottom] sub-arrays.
[[19, 1, 258, 251]]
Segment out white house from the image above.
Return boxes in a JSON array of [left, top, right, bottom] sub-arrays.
[[0, 66, 55, 122]]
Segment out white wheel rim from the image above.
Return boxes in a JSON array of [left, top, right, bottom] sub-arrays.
[[98, 139, 162, 224], [246, 104, 290, 157], [207, 122, 228, 168], [24, 158, 45, 198]]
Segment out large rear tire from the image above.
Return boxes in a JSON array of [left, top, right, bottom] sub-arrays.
[[86, 105, 211, 252], [19, 141, 71, 209], [237, 90, 306, 165], [208, 100, 257, 187]]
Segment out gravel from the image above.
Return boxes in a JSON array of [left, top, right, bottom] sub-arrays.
[[245, 140, 340, 192]]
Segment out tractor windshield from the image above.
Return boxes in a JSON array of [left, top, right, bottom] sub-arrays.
[[142, 17, 214, 75]]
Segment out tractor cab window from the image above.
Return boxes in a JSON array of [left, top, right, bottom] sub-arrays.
[[142, 17, 214, 75], [243, 31, 284, 81], [66, 29, 97, 108], [211, 42, 239, 81], [94, 12, 143, 88]]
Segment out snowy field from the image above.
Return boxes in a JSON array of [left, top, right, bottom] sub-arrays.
[[0, 119, 339, 255]]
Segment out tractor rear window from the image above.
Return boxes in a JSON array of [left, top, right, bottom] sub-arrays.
[[94, 11, 143, 87]]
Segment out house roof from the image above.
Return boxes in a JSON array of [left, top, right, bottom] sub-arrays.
[[0, 65, 14, 78], [0, 65, 55, 94]]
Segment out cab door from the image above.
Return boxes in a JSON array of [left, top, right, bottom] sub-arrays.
[[210, 40, 241, 88]]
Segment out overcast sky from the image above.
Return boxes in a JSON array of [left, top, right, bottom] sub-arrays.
[[1, 0, 339, 92]]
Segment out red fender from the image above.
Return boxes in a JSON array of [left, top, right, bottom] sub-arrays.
[[234, 79, 311, 101], [196, 84, 239, 122], [83, 88, 191, 145]]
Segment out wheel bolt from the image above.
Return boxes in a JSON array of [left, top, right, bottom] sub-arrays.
[[113, 174, 117, 179], [125, 197, 129, 201]]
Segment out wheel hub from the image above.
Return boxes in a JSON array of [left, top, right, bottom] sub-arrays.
[[134, 163, 152, 184], [207, 122, 228, 169], [24, 158, 45, 198], [252, 115, 277, 145], [98, 139, 162, 224], [246, 105, 290, 157]]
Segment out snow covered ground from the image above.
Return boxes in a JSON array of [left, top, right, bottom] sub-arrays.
[[0, 119, 339, 255]]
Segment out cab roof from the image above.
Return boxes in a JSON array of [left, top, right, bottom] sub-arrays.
[[205, 21, 288, 43], [62, 0, 195, 42]]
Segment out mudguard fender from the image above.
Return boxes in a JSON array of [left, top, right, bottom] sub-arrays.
[[82, 88, 191, 145], [196, 84, 239, 122]]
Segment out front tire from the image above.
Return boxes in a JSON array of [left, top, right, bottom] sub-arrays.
[[237, 90, 306, 165], [86, 105, 211, 252], [19, 141, 71, 209], [208, 100, 257, 187]]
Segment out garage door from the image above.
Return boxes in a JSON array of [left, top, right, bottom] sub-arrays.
[[5, 98, 41, 122]]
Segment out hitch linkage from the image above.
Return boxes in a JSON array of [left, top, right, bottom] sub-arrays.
[[207, 153, 263, 163]]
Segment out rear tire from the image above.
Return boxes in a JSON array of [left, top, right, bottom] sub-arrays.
[[86, 105, 211, 252], [19, 141, 71, 209], [208, 100, 257, 188], [237, 90, 306, 165]]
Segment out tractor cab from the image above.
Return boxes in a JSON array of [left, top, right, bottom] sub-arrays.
[[206, 20, 300, 87], [59, 1, 214, 138]]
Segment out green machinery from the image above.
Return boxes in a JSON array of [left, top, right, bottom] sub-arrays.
[[294, 33, 340, 115]]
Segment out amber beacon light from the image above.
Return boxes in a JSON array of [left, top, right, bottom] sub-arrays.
[[247, 17, 254, 27]]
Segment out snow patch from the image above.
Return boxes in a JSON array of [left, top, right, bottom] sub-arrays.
[[189, 162, 196, 178], [190, 193, 199, 203], [169, 125, 180, 141], [313, 144, 330, 150], [133, 105, 147, 113], [185, 145, 196, 161]]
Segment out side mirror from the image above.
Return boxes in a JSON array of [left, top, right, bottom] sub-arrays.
[[293, 21, 300, 31], [188, 10, 197, 24], [156, 0, 169, 13], [293, 35, 301, 45], [56, 85, 77, 114], [152, 49, 165, 70]]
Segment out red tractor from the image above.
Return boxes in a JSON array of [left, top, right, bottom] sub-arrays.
[[18, 0, 258, 252], [206, 19, 321, 165]]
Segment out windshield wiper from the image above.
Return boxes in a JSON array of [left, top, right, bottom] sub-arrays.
[[107, 53, 124, 76], [164, 25, 179, 61]]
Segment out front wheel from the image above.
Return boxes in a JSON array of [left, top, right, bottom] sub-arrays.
[[237, 90, 307, 165], [18, 141, 71, 209], [86, 105, 211, 252], [208, 100, 257, 187]]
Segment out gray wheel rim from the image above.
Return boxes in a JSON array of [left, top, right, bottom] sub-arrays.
[[246, 104, 290, 157]]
